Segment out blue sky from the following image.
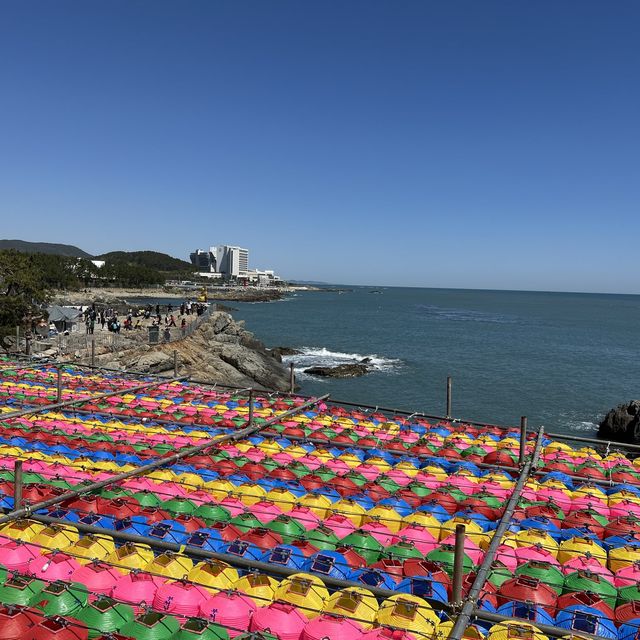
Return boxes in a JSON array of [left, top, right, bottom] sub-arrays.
[[1, 1, 638, 292]]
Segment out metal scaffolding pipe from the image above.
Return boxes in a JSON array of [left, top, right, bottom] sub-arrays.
[[447, 427, 545, 640], [519, 416, 527, 466], [13, 460, 23, 509], [0, 393, 330, 525], [451, 524, 465, 608], [56, 368, 62, 403], [30, 513, 449, 612]]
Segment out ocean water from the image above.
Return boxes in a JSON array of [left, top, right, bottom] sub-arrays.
[[227, 287, 640, 436]]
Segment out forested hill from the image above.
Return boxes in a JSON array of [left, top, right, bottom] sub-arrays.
[[96, 251, 192, 271], [0, 240, 93, 259], [0, 241, 192, 272]]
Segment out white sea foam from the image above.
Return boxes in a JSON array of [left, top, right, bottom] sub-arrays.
[[282, 347, 402, 379], [567, 420, 599, 433]]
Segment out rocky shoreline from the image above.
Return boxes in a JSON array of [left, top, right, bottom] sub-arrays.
[[49, 286, 376, 389], [52, 285, 304, 308], [82, 310, 292, 392]]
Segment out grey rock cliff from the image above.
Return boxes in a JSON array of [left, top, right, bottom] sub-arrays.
[[93, 311, 291, 391]]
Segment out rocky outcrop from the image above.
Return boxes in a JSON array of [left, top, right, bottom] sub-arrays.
[[91, 311, 292, 391], [268, 347, 302, 362], [135, 351, 174, 373], [598, 400, 640, 442], [304, 364, 370, 378]]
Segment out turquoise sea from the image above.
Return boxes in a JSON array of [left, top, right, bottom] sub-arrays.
[[227, 286, 640, 436]]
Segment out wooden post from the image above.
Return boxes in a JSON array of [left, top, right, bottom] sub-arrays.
[[174, 350, 178, 377], [91, 338, 96, 367], [446, 376, 452, 419], [14, 460, 23, 509], [248, 389, 254, 427], [519, 416, 528, 465], [15, 326, 19, 354], [56, 369, 62, 403], [452, 523, 466, 608], [289, 363, 295, 393]]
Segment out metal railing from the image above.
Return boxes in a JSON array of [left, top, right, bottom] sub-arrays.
[[29, 330, 140, 356]]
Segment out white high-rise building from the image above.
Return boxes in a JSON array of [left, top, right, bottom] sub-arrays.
[[210, 245, 249, 278], [190, 244, 279, 283]]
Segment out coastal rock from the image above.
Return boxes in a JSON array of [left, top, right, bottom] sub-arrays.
[[136, 351, 174, 373], [210, 312, 234, 335], [219, 343, 290, 390], [270, 347, 302, 358], [57, 307, 292, 391], [103, 360, 124, 371], [240, 334, 269, 352], [304, 364, 369, 378], [211, 334, 241, 345], [598, 400, 640, 442]]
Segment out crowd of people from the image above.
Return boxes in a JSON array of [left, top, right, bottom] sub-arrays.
[[77, 300, 209, 341]]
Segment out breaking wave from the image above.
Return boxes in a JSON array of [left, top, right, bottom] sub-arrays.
[[282, 347, 402, 380]]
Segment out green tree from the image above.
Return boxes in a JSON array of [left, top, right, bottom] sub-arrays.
[[0, 250, 51, 350]]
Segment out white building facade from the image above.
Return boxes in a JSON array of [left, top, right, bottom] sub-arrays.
[[190, 244, 280, 284], [212, 245, 249, 278]]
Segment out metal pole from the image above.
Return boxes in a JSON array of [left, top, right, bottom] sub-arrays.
[[289, 362, 295, 393], [91, 338, 95, 367], [14, 460, 23, 509], [56, 368, 62, 403], [452, 523, 466, 609], [0, 393, 330, 525], [519, 416, 527, 466], [446, 376, 452, 418], [447, 427, 545, 640], [248, 389, 254, 427], [30, 513, 447, 611], [173, 350, 178, 377]]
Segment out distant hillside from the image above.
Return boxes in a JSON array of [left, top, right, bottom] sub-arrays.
[[96, 250, 192, 272], [0, 239, 93, 259]]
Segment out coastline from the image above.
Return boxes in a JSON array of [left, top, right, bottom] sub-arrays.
[[52, 284, 318, 307]]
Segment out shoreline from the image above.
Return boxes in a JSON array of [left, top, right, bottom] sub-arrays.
[[52, 284, 319, 307]]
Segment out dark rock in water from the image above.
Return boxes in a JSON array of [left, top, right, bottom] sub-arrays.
[[269, 347, 302, 361], [599, 400, 640, 442], [360, 357, 372, 364], [304, 364, 369, 378]]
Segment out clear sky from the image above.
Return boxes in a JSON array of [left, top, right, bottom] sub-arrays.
[[1, 1, 639, 292]]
